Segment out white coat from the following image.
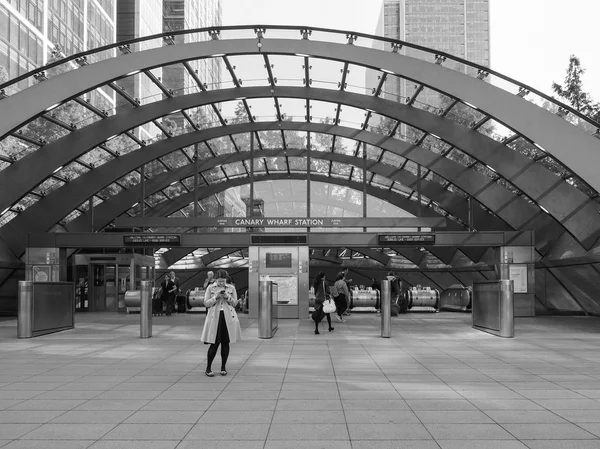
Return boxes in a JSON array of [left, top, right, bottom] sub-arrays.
[[200, 283, 242, 344]]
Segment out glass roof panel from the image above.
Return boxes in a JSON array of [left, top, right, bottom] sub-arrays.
[[245, 98, 278, 122], [0, 136, 38, 163], [78, 148, 114, 168], [351, 168, 364, 183], [334, 138, 358, 156], [145, 159, 168, 178], [223, 161, 246, 178], [446, 147, 475, 167], [365, 144, 383, 161], [0, 211, 18, 227], [105, 135, 140, 156], [344, 64, 370, 97], [33, 177, 65, 196], [371, 174, 393, 189], [116, 171, 141, 188], [162, 112, 190, 136], [278, 98, 307, 123], [366, 113, 395, 134], [162, 183, 187, 198], [98, 183, 124, 200], [265, 157, 287, 172], [256, 130, 282, 149], [253, 157, 267, 173], [472, 163, 499, 180], [268, 55, 304, 88], [538, 156, 569, 178], [309, 58, 345, 92], [311, 130, 333, 152], [288, 157, 307, 172], [380, 150, 405, 168], [310, 158, 330, 175], [14, 194, 39, 212], [396, 123, 426, 142], [507, 138, 544, 160], [56, 162, 90, 182], [225, 55, 271, 89], [330, 161, 352, 179], [146, 192, 168, 207], [203, 166, 224, 184], [208, 136, 237, 156], [161, 150, 191, 169], [62, 209, 82, 224], [338, 105, 364, 130], [480, 119, 512, 142], [422, 135, 450, 155], [310, 100, 337, 127]]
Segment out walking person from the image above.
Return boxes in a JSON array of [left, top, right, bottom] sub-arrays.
[[158, 273, 170, 316], [201, 270, 242, 377], [333, 271, 350, 323], [312, 271, 334, 335], [165, 271, 179, 316], [203, 271, 215, 289], [342, 268, 353, 315]]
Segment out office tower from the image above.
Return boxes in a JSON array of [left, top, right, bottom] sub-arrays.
[[162, 0, 222, 128], [369, 0, 490, 109], [0, 0, 116, 108]]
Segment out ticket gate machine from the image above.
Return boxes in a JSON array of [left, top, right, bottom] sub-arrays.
[[248, 246, 309, 319]]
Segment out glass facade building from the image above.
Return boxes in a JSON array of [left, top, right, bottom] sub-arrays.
[[369, 0, 490, 108], [0, 0, 115, 104]]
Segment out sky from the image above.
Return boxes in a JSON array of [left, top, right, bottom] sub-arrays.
[[221, 0, 600, 101]]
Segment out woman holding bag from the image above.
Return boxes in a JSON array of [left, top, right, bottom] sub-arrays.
[[312, 271, 334, 335], [201, 270, 242, 377]]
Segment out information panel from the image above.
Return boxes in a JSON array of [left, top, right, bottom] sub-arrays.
[[378, 234, 436, 245], [123, 234, 181, 246], [509, 264, 528, 293], [265, 253, 292, 268]]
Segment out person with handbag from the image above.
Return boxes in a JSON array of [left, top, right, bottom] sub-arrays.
[[312, 271, 334, 335], [333, 271, 350, 322], [201, 269, 242, 377]]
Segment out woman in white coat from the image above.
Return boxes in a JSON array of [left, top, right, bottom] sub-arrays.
[[201, 269, 242, 377]]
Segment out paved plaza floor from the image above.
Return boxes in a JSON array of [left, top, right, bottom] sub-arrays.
[[0, 311, 600, 448]]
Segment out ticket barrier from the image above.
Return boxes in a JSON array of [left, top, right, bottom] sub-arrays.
[[186, 289, 207, 313], [472, 280, 514, 338], [440, 285, 472, 312], [259, 280, 278, 339], [403, 286, 440, 312], [124, 287, 159, 314]]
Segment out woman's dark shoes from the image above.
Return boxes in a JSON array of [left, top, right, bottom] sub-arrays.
[[205, 370, 214, 377], [314, 330, 320, 335], [220, 369, 227, 376], [329, 327, 334, 332]]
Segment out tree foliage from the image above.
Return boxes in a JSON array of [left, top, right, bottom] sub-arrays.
[[552, 55, 600, 123]]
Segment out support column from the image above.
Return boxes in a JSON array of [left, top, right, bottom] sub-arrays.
[[467, 196, 473, 231], [89, 197, 94, 232], [140, 164, 146, 232], [193, 143, 199, 233], [363, 142, 367, 232], [307, 132, 311, 233], [250, 132, 255, 218], [417, 163, 422, 232]]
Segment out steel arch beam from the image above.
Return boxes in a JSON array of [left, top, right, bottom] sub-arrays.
[[68, 173, 463, 236], [1, 38, 598, 196], [1, 86, 591, 246]]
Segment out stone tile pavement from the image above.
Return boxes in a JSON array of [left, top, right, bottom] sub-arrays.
[[0, 311, 599, 448]]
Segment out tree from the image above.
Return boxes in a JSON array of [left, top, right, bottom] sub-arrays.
[[552, 55, 600, 123]]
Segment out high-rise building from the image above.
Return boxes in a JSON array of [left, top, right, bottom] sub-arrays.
[[162, 0, 222, 128], [0, 0, 116, 108], [368, 0, 490, 109]]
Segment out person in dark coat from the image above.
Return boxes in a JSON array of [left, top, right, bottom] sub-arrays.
[[313, 271, 334, 335], [157, 274, 170, 316], [165, 271, 179, 316]]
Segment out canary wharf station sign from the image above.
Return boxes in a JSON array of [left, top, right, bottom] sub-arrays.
[[114, 217, 446, 229]]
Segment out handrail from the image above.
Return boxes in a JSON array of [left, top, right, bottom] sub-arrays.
[[0, 24, 598, 130]]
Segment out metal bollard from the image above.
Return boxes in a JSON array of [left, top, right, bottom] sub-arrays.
[[499, 279, 514, 338], [381, 279, 391, 338], [140, 280, 152, 338], [17, 281, 33, 339], [258, 280, 273, 339]]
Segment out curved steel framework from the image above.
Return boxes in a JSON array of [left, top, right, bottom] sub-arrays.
[[0, 25, 599, 269]]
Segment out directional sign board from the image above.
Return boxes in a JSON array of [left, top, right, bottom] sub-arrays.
[[377, 234, 436, 245], [123, 234, 181, 246]]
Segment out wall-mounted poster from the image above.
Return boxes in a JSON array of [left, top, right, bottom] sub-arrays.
[[509, 264, 528, 293], [33, 265, 51, 282]]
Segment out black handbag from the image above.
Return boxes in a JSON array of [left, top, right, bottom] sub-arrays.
[[311, 305, 325, 323]]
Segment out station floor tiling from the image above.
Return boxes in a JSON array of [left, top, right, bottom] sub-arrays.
[[1, 311, 600, 449]]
